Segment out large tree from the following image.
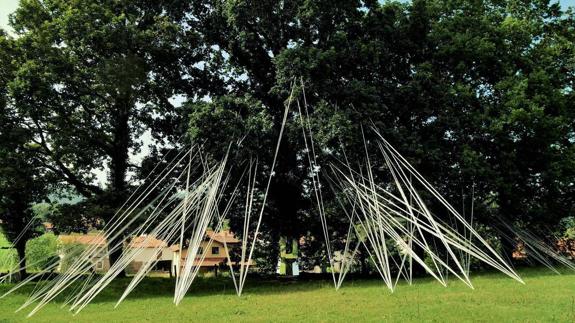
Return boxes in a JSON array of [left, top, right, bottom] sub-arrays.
[[4, 0, 574, 274], [5, 0, 205, 271], [184, 0, 575, 265]]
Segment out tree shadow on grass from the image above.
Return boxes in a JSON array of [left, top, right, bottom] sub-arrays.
[[469, 265, 574, 281], [1, 266, 573, 308], [0, 274, 338, 306]]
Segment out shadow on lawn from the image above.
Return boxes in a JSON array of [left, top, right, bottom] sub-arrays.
[[0, 266, 572, 307], [0, 274, 342, 305], [469, 265, 573, 281]]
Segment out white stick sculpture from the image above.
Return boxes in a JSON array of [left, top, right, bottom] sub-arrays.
[[4, 83, 575, 318]]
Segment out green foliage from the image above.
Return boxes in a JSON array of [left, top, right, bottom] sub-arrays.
[[4, 0, 201, 232], [252, 231, 280, 275], [2, 0, 574, 268], [565, 228, 575, 240], [0, 29, 49, 277], [31, 203, 58, 220], [25, 233, 59, 272], [559, 217, 575, 239], [0, 228, 12, 247], [0, 249, 17, 273], [181, 0, 575, 255], [188, 95, 274, 161]]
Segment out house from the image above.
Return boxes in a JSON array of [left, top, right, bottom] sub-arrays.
[[556, 238, 575, 259], [57, 230, 250, 276], [512, 241, 528, 260], [173, 230, 253, 277], [58, 234, 110, 272], [58, 234, 176, 274], [127, 235, 178, 276]]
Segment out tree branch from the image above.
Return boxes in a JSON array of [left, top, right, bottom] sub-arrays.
[[31, 118, 103, 197]]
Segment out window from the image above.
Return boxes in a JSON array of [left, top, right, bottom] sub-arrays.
[[96, 261, 104, 270], [212, 246, 219, 255]]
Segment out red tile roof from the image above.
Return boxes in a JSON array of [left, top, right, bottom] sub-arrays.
[[206, 230, 241, 244], [180, 257, 254, 267], [128, 236, 168, 249], [57, 230, 241, 251], [59, 234, 107, 246]]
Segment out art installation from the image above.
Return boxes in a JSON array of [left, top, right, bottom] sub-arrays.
[[2, 81, 574, 317]]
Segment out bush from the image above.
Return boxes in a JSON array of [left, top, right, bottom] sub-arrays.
[[25, 233, 59, 272], [0, 249, 17, 273], [559, 217, 575, 239]]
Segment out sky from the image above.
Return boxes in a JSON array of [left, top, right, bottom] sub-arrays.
[[0, 0, 19, 32]]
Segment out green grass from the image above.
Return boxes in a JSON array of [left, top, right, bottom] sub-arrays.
[[0, 229, 17, 273], [0, 268, 574, 322]]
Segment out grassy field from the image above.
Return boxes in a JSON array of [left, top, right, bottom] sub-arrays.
[[0, 268, 573, 322]]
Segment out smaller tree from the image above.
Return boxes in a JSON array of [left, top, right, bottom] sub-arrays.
[[0, 30, 49, 280]]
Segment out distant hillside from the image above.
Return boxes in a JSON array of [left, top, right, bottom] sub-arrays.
[[47, 190, 84, 205]]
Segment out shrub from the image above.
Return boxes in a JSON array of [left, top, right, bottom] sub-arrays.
[[559, 217, 575, 239], [25, 233, 59, 272]]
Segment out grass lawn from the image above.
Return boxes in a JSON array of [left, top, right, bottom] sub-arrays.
[[0, 267, 574, 322]]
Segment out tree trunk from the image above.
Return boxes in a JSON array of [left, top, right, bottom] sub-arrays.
[[500, 233, 517, 265], [269, 137, 303, 236], [359, 246, 369, 276], [107, 102, 131, 278], [4, 204, 31, 281], [498, 197, 519, 265], [15, 239, 28, 281], [110, 107, 130, 194], [108, 243, 126, 278]]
